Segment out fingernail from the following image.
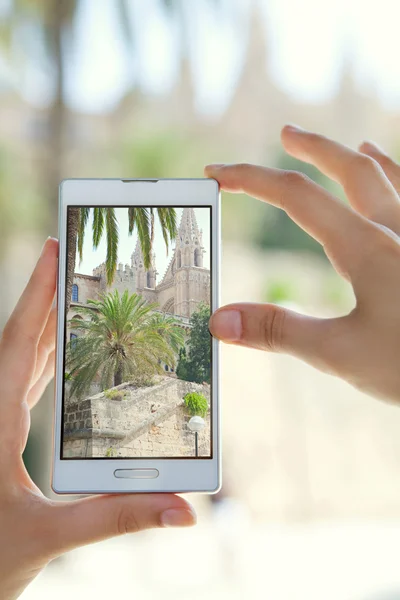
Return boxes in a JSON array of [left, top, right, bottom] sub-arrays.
[[210, 309, 242, 342], [41, 237, 58, 256], [284, 123, 305, 134], [205, 163, 225, 171], [161, 508, 197, 528]]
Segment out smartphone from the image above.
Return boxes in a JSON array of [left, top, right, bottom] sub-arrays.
[[52, 178, 220, 494]]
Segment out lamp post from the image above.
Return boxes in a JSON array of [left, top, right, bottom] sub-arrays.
[[187, 416, 205, 457]]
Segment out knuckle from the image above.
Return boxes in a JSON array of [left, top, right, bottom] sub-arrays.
[[233, 162, 252, 179], [280, 170, 311, 210], [116, 506, 141, 535], [260, 306, 286, 352], [369, 150, 398, 173], [374, 223, 400, 253], [377, 153, 394, 170], [356, 221, 400, 273], [235, 162, 252, 172], [306, 131, 325, 145], [1, 321, 37, 347], [345, 154, 381, 187]]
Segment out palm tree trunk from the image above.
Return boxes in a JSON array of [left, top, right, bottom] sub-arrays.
[[66, 208, 79, 312], [114, 367, 123, 387]]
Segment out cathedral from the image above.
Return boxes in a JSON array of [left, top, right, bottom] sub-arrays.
[[69, 208, 211, 330]]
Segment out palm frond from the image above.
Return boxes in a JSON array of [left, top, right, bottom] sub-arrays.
[[105, 208, 119, 285], [92, 207, 105, 248], [130, 207, 151, 269], [157, 207, 177, 255]]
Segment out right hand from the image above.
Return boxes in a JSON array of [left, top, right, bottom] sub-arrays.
[[207, 126, 400, 404]]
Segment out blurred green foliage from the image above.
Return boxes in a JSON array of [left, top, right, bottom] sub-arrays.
[[322, 272, 354, 311], [0, 145, 43, 252], [254, 150, 343, 256], [263, 278, 299, 305]]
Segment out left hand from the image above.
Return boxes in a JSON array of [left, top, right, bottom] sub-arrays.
[[0, 238, 196, 600]]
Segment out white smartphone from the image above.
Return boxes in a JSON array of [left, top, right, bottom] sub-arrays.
[[52, 178, 220, 494]]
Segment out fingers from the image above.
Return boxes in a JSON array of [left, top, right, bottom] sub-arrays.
[[45, 493, 196, 556], [3, 238, 58, 345], [31, 308, 57, 392], [209, 303, 350, 375], [359, 141, 400, 195], [281, 125, 400, 233], [204, 162, 375, 280], [26, 350, 55, 409], [0, 238, 58, 400]]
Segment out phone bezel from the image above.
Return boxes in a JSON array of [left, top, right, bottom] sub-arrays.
[[52, 178, 221, 494]]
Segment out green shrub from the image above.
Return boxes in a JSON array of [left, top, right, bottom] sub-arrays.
[[263, 278, 298, 304], [106, 447, 116, 457], [104, 389, 128, 401], [184, 392, 208, 417]]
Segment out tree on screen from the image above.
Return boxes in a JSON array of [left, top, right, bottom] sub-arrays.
[[66, 289, 184, 397], [176, 303, 211, 384]]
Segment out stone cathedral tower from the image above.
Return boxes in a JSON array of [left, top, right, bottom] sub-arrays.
[[131, 239, 157, 291], [148, 207, 210, 318], [175, 207, 204, 269], [174, 208, 207, 317]]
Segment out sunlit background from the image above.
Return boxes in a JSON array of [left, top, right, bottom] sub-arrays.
[[1, 0, 400, 598]]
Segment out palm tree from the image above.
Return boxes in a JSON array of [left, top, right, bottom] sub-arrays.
[[66, 289, 184, 398], [1, 1, 79, 233], [66, 206, 177, 312]]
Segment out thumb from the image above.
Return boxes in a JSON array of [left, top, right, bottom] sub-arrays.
[[47, 493, 196, 556], [209, 303, 344, 374]]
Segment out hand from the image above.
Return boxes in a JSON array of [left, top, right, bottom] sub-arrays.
[[0, 238, 196, 600], [206, 126, 400, 403]]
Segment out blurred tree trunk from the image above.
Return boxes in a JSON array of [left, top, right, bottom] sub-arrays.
[[46, 0, 70, 236]]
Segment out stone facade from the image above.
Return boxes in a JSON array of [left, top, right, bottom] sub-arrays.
[[71, 273, 100, 305], [63, 377, 211, 458]]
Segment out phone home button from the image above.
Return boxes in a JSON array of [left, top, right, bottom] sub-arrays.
[[113, 468, 159, 479]]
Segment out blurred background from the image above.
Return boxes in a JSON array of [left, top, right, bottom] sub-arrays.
[[1, 0, 400, 598]]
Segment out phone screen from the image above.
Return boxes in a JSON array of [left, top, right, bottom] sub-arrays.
[[62, 205, 212, 459]]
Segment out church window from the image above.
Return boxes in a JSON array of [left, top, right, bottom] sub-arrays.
[[71, 284, 79, 302], [70, 333, 78, 350], [164, 365, 169, 371], [147, 272, 151, 288], [194, 248, 200, 267]]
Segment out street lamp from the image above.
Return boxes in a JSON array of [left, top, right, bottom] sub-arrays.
[[187, 416, 205, 457]]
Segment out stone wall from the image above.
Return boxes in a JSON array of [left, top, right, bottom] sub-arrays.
[[63, 377, 211, 458], [72, 273, 101, 305], [92, 262, 136, 296]]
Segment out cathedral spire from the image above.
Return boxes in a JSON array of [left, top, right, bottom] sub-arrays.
[[131, 238, 157, 289], [178, 207, 200, 240], [176, 208, 204, 268]]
